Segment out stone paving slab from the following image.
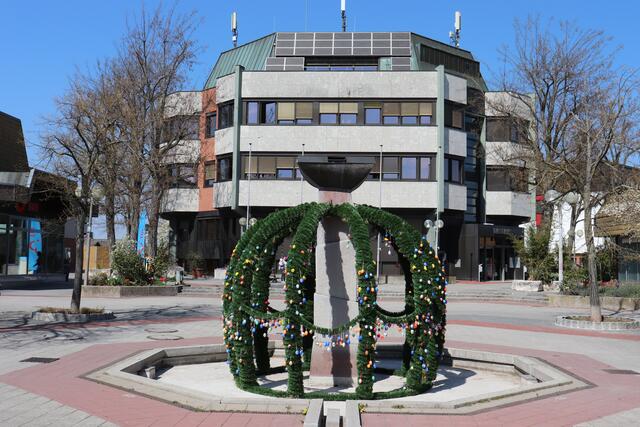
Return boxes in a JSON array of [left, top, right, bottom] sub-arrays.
[[0, 382, 116, 426]]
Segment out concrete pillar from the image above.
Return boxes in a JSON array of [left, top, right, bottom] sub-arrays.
[[309, 191, 359, 387]]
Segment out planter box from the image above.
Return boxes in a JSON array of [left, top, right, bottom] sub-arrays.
[[548, 294, 640, 311], [512, 280, 543, 292], [214, 268, 227, 280], [32, 311, 115, 323], [82, 285, 180, 298]]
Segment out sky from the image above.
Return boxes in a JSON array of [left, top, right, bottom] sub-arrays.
[[2, 0, 640, 238]]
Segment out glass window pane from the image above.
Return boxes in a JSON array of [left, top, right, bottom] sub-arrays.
[[365, 108, 381, 124], [401, 103, 419, 116], [319, 103, 339, 114], [277, 157, 295, 168], [277, 169, 294, 179], [420, 157, 431, 180], [247, 102, 259, 124], [258, 156, 277, 175], [383, 116, 399, 125], [296, 102, 313, 119], [383, 102, 400, 116], [402, 116, 418, 125], [204, 162, 215, 180], [296, 118, 312, 125], [277, 102, 295, 120], [340, 113, 357, 124], [382, 157, 399, 179], [339, 102, 358, 114], [320, 114, 337, 124], [451, 159, 461, 182], [262, 102, 276, 124], [401, 157, 417, 179], [419, 115, 432, 125]]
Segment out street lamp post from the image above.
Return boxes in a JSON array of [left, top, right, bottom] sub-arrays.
[[81, 186, 104, 287], [376, 145, 383, 282], [246, 142, 252, 230]]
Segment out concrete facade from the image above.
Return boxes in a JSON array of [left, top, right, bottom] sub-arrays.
[[160, 31, 536, 278]]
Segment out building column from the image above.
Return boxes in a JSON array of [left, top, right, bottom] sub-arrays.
[[231, 65, 244, 211]]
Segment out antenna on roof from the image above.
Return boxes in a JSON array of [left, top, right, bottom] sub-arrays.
[[449, 10, 461, 48], [341, 0, 347, 32], [231, 12, 238, 48]]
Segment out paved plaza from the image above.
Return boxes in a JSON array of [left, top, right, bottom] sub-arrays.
[[0, 277, 639, 426]]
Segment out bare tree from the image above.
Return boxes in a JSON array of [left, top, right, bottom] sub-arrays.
[[493, 17, 615, 223], [564, 72, 640, 321], [115, 5, 200, 257], [41, 72, 118, 311], [493, 16, 640, 321]]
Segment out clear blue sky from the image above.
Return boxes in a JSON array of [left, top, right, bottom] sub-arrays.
[[2, 0, 639, 166]]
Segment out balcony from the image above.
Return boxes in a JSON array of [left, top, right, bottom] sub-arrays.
[[486, 191, 533, 218], [160, 188, 198, 214], [216, 125, 467, 158]]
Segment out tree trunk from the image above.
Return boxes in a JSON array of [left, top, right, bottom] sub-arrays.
[[584, 134, 601, 323], [583, 200, 601, 322], [105, 193, 116, 250], [70, 212, 86, 313], [566, 202, 578, 262]]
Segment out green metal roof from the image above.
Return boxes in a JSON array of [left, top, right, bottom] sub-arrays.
[[410, 33, 487, 92], [203, 34, 276, 89]]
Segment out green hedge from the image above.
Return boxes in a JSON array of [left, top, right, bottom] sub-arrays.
[[223, 203, 447, 400]]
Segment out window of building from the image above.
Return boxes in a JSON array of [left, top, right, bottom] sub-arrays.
[[295, 102, 313, 125], [487, 167, 528, 192], [165, 116, 198, 140], [401, 157, 417, 179], [486, 118, 510, 141], [444, 104, 464, 129], [247, 102, 259, 124], [419, 102, 433, 125], [364, 102, 382, 124], [383, 103, 401, 125], [383, 157, 399, 180], [368, 156, 381, 179], [204, 161, 216, 187], [276, 156, 296, 179], [420, 157, 432, 180], [168, 163, 197, 188], [277, 102, 295, 125], [400, 103, 419, 125], [339, 102, 358, 124], [205, 112, 217, 137], [217, 157, 232, 181], [319, 102, 338, 124], [445, 157, 463, 184], [218, 103, 234, 129], [262, 102, 276, 124]]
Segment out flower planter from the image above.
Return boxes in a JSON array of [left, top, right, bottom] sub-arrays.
[[511, 280, 543, 292], [82, 285, 181, 298], [548, 294, 640, 311]]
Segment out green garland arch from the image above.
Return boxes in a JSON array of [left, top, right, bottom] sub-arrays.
[[222, 202, 447, 400]]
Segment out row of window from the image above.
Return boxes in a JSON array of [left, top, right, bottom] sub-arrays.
[[180, 154, 466, 188], [243, 100, 464, 128], [202, 100, 465, 137], [235, 154, 463, 184]]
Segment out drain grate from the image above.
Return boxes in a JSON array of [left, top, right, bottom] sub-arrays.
[[603, 369, 639, 375], [20, 357, 59, 363]]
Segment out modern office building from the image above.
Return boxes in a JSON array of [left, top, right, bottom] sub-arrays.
[[0, 111, 66, 276], [160, 31, 535, 281]]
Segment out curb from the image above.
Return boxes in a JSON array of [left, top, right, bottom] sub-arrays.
[[554, 316, 640, 331]]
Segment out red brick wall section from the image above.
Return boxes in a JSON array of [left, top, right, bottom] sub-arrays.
[[199, 88, 216, 212]]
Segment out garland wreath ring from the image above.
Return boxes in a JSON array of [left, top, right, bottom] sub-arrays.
[[223, 202, 447, 399]]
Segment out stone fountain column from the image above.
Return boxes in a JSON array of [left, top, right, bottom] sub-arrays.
[[297, 157, 374, 388]]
